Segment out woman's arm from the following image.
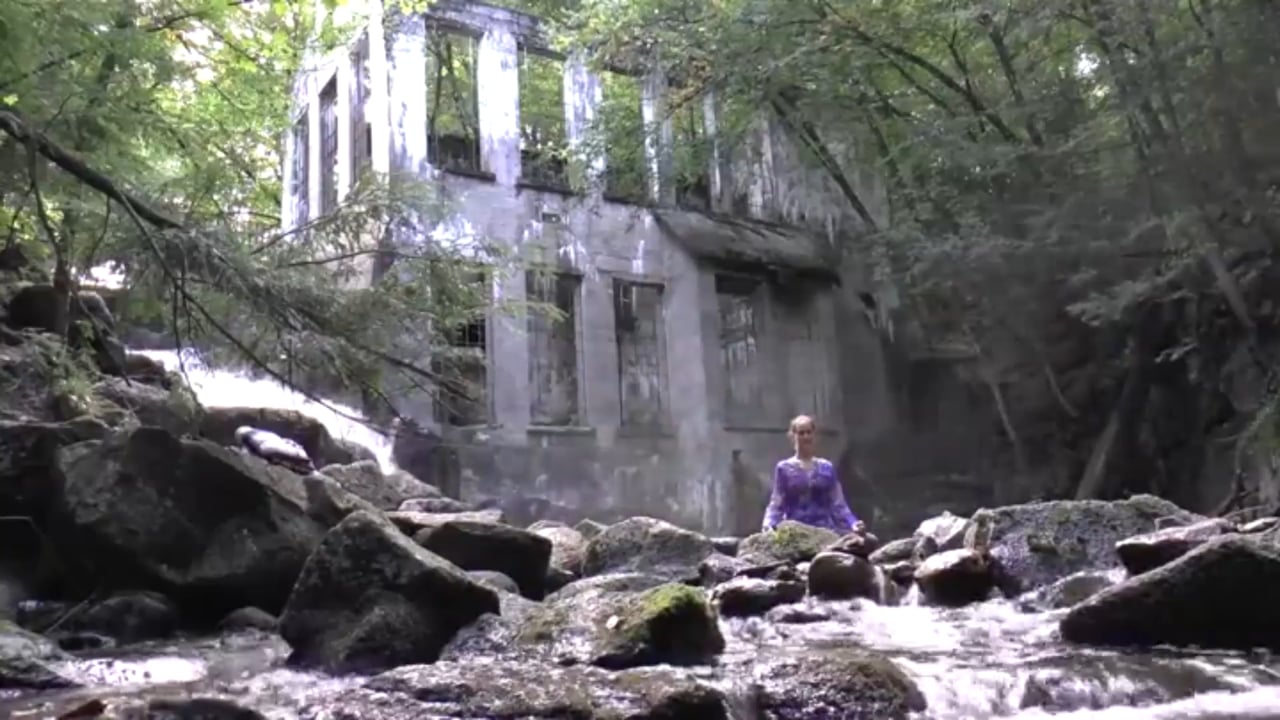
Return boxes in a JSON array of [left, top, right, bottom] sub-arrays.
[[761, 463, 788, 531], [828, 464, 860, 532]]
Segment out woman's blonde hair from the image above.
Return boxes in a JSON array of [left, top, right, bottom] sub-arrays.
[[787, 414, 817, 437]]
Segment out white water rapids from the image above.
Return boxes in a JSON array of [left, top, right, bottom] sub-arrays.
[[135, 348, 396, 473]]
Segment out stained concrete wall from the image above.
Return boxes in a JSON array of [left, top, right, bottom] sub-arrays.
[[285, 0, 858, 534]]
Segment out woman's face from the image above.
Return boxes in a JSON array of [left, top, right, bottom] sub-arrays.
[[793, 421, 817, 455]]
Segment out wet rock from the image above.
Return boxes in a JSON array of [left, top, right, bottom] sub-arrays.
[[61, 590, 178, 644], [121, 352, 171, 386], [822, 530, 880, 559], [1060, 534, 1280, 651], [333, 438, 377, 466], [808, 551, 878, 600], [0, 619, 79, 689], [1115, 518, 1236, 575], [518, 581, 724, 669], [142, 697, 267, 719], [304, 473, 381, 529], [468, 570, 520, 595], [412, 520, 552, 599], [881, 561, 917, 586], [52, 427, 326, 620], [320, 460, 442, 510], [711, 536, 740, 556], [359, 660, 729, 719], [869, 537, 916, 564], [914, 549, 995, 608], [533, 523, 588, 578], [6, 285, 125, 375], [385, 509, 503, 536], [913, 535, 940, 561], [575, 518, 606, 539], [0, 418, 110, 520], [738, 521, 839, 565], [91, 376, 200, 436], [582, 517, 713, 582], [914, 511, 968, 551], [397, 496, 471, 514], [699, 552, 749, 586], [711, 576, 805, 617], [199, 406, 357, 469], [1018, 570, 1118, 612], [754, 650, 927, 719], [219, 606, 278, 633], [972, 495, 1197, 593], [278, 510, 499, 673], [765, 603, 834, 624]]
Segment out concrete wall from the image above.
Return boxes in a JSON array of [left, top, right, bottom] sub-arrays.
[[283, 0, 853, 534]]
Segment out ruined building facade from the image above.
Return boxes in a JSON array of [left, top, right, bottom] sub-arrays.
[[284, 0, 891, 534]]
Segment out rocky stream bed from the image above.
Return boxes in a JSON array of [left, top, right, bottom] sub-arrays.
[[3, 426, 1280, 720], [2, 276, 1280, 718]]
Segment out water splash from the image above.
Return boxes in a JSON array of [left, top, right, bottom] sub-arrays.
[[136, 348, 396, 473]]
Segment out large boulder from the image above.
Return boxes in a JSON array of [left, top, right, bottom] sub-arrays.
[[411, 520, 553, 599], [1060, 533, 1280, 651], [712, 576, 805, 617], [385, 509, 503, 536], [518, 580, 724, 669], [1115, 518, 1235, 576], [353, 660, 729, 719], [5, 285, 125, 375], [51, 427, 327, 620], [279, 510, 499, 674], [533, 523, 589, 578], [303, 473, 382, 529], [738, 521, 840, 565], [320, 460, 441, 510], [90, 376, 200, 436], [913, 549, 995, 607], [582, 517, 714, 581], [808, 551, 878, 601], [199, 406, 362, 469], [753, 650, 927, 720], [968, 495, 1198, 593]]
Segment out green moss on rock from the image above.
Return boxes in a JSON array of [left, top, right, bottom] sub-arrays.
[[597, 582, 724, 669], [739, 521, 839, 565]]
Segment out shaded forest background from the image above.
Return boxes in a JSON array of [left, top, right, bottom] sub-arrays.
[[4, 0, 1280, 515]]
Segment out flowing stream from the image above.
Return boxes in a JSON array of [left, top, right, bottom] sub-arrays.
[[3, 596, 1279, 718], [3, 358, 1277, 717]]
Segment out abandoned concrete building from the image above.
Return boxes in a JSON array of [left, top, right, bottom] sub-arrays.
[[283, 0, 907, 534]]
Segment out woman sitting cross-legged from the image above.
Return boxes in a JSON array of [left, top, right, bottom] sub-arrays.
[[761, 414, 862, 534]]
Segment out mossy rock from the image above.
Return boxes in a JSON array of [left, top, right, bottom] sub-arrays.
[[756, 650, 927, 719], [594, 583, 725, 669], [739, 521, 840, 565], [517, 580, 724, 669], [978, 495, 1200, 593]]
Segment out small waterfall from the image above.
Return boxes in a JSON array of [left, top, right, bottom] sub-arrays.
[[136, 348, 396, 473]]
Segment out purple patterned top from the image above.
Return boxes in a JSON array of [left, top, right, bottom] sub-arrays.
[[761, 457, 859, 533]]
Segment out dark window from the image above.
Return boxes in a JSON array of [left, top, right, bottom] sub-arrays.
[[614, 279, 666, 427], [716, 274, 764, 422], [426, 28, 482, 175], [527, 270, 581, 425], [319, 77, 339, 214], [290, 114, 309, 226]]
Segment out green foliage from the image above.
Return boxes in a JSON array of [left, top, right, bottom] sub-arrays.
[[0, 0, 524, 419]]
